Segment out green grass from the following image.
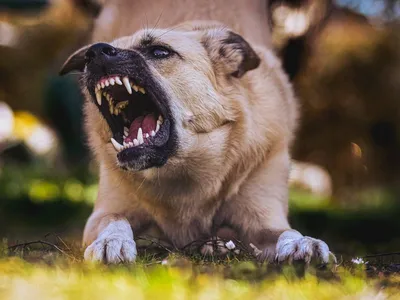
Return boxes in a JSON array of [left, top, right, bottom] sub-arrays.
[[1, 253, 399, 300], [2, 165, 400, 299], [1, 239, 400, 300]]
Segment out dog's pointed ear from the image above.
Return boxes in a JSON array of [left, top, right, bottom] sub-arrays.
[[59, 45, 91, 76], [202, 30, 261, 78]]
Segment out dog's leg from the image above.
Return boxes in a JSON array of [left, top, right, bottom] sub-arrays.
[[82, 171, 152, 264], [221, 144, 333, 264]]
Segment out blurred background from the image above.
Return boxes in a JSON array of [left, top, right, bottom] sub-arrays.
[[0, 0, 399, 257]]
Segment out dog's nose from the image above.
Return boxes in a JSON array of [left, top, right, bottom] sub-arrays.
[[85, 43, 117, 63]]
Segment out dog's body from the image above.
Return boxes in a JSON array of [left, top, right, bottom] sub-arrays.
[[61, 18, 332, 263], [92, 0, 271, 46]]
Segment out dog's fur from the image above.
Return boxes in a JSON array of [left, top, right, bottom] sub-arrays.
[[91, 0, 272, 46], [62, 20, 332, 263]]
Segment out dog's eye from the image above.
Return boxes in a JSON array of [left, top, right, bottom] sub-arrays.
[[150, 46, 171, 58]]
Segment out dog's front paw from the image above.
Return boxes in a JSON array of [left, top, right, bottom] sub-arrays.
[[84, 219, 137, 264], [275, 230, 334, 264]]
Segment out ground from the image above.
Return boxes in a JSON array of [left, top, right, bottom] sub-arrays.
[[1, 245, 400, 299], [1, 165, 400, 299]]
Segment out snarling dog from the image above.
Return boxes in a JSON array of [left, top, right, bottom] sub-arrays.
[[61, 21, 333, 264]]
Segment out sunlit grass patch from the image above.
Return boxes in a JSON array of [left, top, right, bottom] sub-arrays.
[[0, 255, 396, 300]]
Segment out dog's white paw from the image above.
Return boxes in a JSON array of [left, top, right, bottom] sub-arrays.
[[84, 219, 137, 264], [275, 230, 334, 264]]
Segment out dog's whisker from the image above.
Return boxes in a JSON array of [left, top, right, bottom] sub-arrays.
[[149, 9, 165, 37]]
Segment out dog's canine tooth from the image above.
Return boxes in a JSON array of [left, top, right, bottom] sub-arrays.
[[155, 122, 160, 133], [115, 77, 123, 85], [131, 84, 139, 92], [138, 87, 146, 94], [133, 139, 139, 146], [105, 79, 110, 87], [111, 138, 123, 152], [137, 128, 144, 144], [95, 88, 102, 105], [122, 77, 132, 94], [110, 78, 115, 85], [101, 82, 105, 89], [145, 133, 149, 138], [97, 83, 101, 90], [158, 115, 164, 123], [151, 130, 156, 137], [124, 127, 129, 136]]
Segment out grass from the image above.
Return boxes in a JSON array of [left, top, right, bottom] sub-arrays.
[[2, 165, 400, 299], [1, 251, 399, 299], [1, 238, 400, 300]]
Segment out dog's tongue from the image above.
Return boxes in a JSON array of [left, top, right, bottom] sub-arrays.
[[126, 114, 157, 142]]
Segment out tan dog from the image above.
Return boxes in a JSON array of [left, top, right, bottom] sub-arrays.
[[61, 21, 332, 264]]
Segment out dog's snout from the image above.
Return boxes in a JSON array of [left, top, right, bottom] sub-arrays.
[[85, 43, 117, 63]]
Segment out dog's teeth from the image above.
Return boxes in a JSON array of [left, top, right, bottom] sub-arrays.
[[115, 77, 122, 85], [101, 82, 105, 89], [131, 84, 139, 92], [139, 87, 146, 94], [151, 130, 156, 137], [122, 77, 132, 94], [115, 100, 128, 110], [133, 139, 139, 146], [124, 127, 129, 136], [105, 79, 110, 87], [110, 78, 115, 85], [158, 115, 164, 123], [137, 128, 144, 144], [123, 141, 129, 147], [129, 142, 134, 147], [97, 83, 101, 90], [155, 123, 160, 133], [95, 89, 102, 105], [111, 138, 123, 152], [145, 133, 149, 138]]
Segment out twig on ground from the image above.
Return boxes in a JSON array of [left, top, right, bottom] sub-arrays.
[[136, 236, 174, 253], [364, 252, 400, 258], [8, 240, 76, 260]]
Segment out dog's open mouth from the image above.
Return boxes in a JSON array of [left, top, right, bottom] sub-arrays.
[[92, 75, 171, 154]]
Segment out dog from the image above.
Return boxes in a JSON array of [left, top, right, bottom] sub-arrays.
[[60, 21, 333, 264]]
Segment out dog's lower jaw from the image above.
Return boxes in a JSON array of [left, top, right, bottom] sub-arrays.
[[84, 219, 137, 264]]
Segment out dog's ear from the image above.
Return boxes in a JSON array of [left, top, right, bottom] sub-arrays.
[[59, 45, 91, 76], [202, 30, 261, 78]]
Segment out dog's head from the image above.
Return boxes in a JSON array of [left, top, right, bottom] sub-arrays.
[[60, 23, 260, 172]]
